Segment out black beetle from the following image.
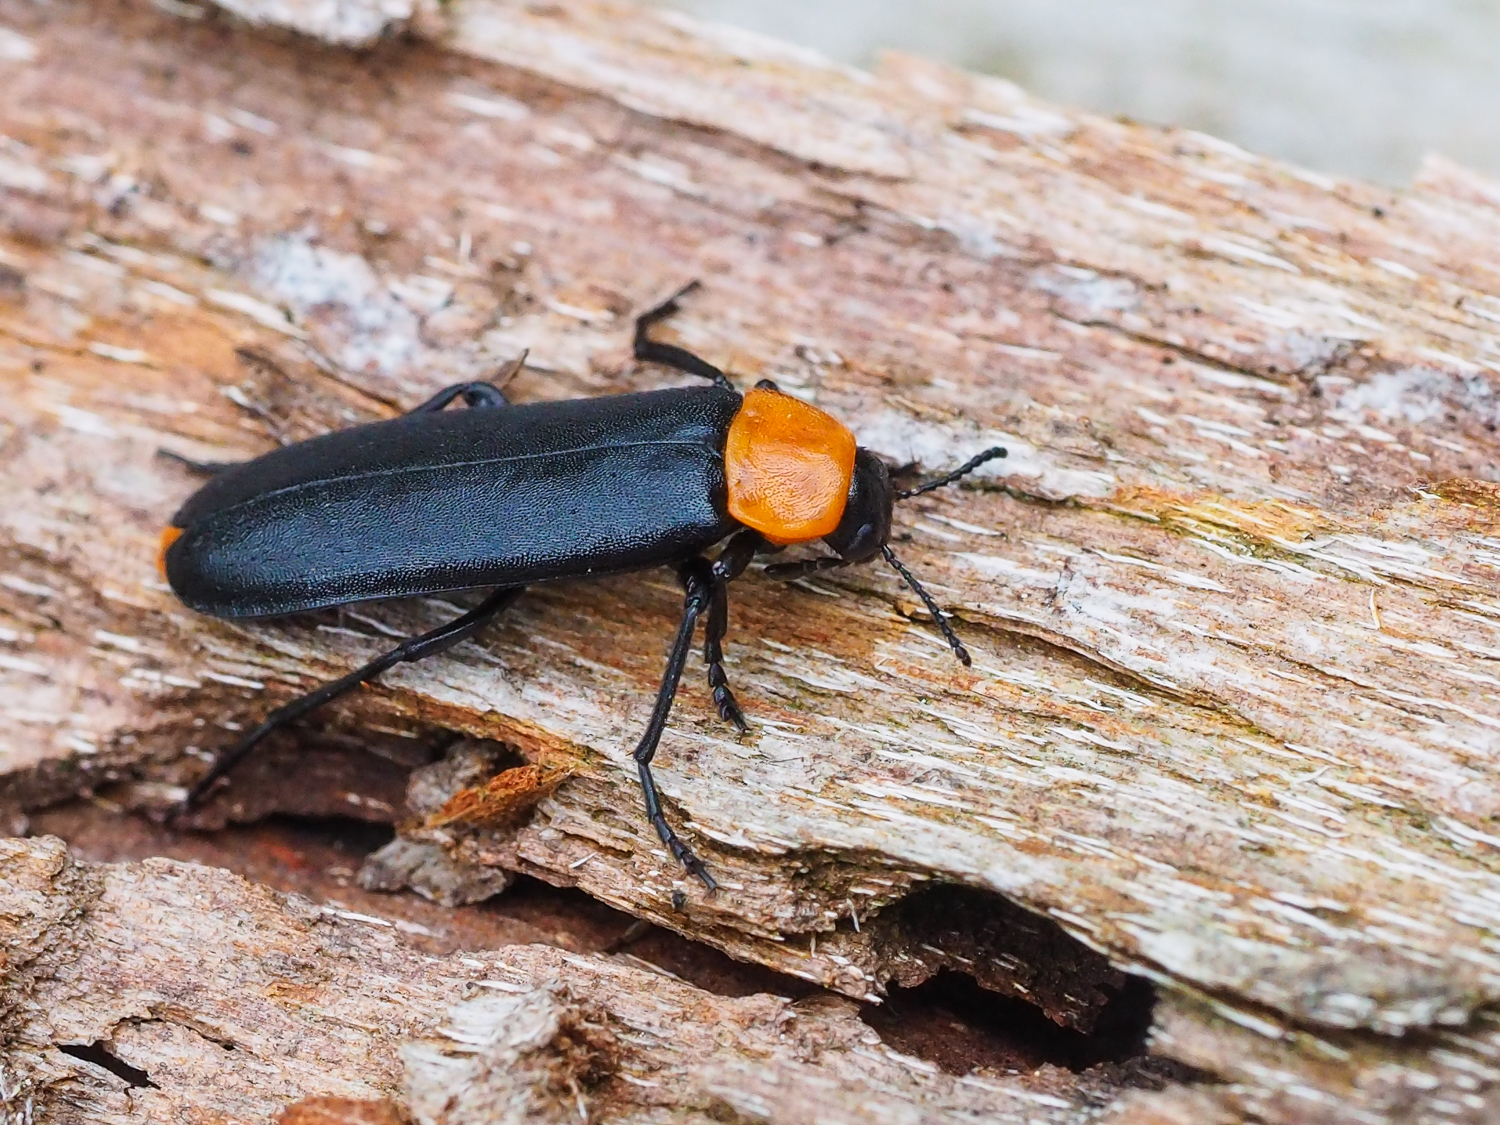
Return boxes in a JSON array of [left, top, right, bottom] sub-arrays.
[[160, 283, 1006, 888]]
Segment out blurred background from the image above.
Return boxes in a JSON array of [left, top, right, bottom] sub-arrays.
[[650, 0, 1499, 186]]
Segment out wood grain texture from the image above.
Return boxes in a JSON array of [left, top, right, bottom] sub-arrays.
[[0, 836, 1182, 1124], [1, 0, 1499, 1118]]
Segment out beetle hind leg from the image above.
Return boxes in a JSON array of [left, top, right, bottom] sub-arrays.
[[172, 585, 524, 818], [156, 449, 244, 477], [408, 352, 527, 413]]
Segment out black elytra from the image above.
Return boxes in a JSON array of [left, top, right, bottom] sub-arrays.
[[160, 282, 1007, 890]]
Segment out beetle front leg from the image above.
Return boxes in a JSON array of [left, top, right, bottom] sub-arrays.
[[703, 531, 763, 732], [632, 557, 717, 890], [703, 583, 744, 732]]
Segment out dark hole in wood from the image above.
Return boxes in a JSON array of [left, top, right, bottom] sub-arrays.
[[58, 1042, 158, 1088], [257, 813, 396, 856], [601, 911, 822, 1001], [171, 718, 445, 831], [861, 970, 1158, 1076], [870, 884, 1127, 1033]]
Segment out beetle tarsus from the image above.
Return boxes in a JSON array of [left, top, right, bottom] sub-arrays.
[[637, 764, 718, 892], [637, 280, 701, 328], [679, 847, 719, 892], [710, 669, 748, 733], [703, 574, 743, 731]]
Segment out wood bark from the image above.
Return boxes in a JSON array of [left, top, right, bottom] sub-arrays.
[[2, 836, 1197, 1124], [0, 0, 1499, 1119]]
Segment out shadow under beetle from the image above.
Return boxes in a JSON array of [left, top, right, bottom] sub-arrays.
[[159, 283, 1006, 889]]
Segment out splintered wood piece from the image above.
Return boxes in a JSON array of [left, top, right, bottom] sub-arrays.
[[426, 762, 576, 830]]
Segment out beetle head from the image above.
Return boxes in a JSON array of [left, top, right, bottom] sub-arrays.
[[823, 448, 893, 563], [767, 444, 1006, 667]]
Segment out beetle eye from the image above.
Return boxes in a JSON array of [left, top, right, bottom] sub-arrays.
[[823, 449, 894, 563], [846, 521, 877, 556]]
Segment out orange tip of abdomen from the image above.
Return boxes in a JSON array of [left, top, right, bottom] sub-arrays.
[[724, 387, 856, 545], [157, 526, 183, 577]]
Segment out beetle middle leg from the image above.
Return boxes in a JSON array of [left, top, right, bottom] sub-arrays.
[[632, 556, 719, 890], [703, 531, 762, 732], [174, 585, 525, 817], [409, 351, 527, 413], [159, 361, 520, 478], [409, 380, 510, 413]]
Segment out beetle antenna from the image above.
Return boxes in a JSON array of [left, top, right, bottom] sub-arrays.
[[897, 446, 1007, 501], [764, 556, 849, 580], [881, 545, 971, 666]]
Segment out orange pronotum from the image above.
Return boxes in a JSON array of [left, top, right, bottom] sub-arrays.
[[723, 387, 856, 544]]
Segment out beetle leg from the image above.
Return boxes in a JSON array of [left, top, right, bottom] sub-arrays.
[[409, 353, 525, 413], [714, 530, 764, 582], [703, 581, 745, 733], [633, 557, 718, 891], [173, 585, 525, 818], [703, 531, 762, 732], [156, 449, 244, 477], [158, 371, 514, 476], [633, 281, 736, 393], [409, 380, 511, 413], [763, 555, 849, 580]]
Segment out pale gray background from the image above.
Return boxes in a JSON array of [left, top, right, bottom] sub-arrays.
[[650, 0, 1500, 186]]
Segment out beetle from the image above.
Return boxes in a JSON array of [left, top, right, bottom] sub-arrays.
[[159, 282, 1006, 889]]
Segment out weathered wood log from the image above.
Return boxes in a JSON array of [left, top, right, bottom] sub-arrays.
[[0, 836, 1201, 1123], [2, 0, 1500, 1119]]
